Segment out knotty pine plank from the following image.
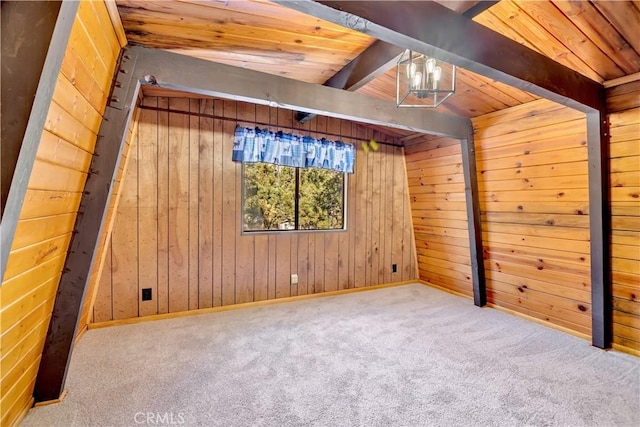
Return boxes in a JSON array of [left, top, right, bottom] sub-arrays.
[[10, 214, 76, 252], [111, 204, 138, 320], [198, 99, 215, 309], [479, 160, 588, 182], [44, 101, 97, 154], [188, 100, 201, 310], [552, 0, 640, 75], [211, 99, 224, 308], [138, 104, 159, 317], [220, 101, 237, 306], [345, 121, 357, 290], [92, 243, 112, 322], [59, 43, 108, 114], [37, 130, 93, 172], [166, 100, 191, 312], [3, 234, 72, 282], [154, 99, 169, 314], [354, 126, 368, 288], [52, 73, 102, 133]]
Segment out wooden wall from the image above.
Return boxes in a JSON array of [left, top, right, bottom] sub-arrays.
[[91, 97, 416, 322], [77, 108, 140, 336], [405, 136, 472, 298], [473, 99, 592, 336], [407, 99, 594, 338], [607, 80, 640, 354], [0, 2, 123, 426]]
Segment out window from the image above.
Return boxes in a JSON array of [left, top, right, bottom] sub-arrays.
[[243, 163, 345, 232]]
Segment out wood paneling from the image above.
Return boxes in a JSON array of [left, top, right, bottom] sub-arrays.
[[475, 0, 640, 83], [77, 107, 140, 334], [92, 97, 415, 322], [405, 135, 473, 298], [607, 82, 640, 353], [116, 0, 373, 84], [407, 99, 597, 340], [473, 99, 591, 336], [115, 0, 638, 119], [0, 2, 120, 425]]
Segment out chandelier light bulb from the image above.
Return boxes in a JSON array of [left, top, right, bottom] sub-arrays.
[[407, 62, 416, 79], [426, 58, 436, 74], [412, 72, 423, 89], [433, 66, 442, 82]]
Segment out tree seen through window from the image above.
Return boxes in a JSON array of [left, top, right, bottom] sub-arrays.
[[243, 163, 344, 231]]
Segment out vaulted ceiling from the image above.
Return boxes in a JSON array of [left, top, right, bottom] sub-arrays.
[[115, 0, 640, 137]]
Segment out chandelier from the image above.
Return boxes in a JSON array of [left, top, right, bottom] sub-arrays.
[[396, 49, 456, 108]]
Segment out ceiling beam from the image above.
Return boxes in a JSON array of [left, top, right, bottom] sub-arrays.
[[275, 0, 604, 113], [133, 46, 471, 138], [297, 40, 402, 123], [461, 0, 501, 19], [34, 50, 142, 403], [297, 1, 500, 123]]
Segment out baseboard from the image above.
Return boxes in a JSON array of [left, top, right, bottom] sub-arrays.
[[487, 303, 591, 343], [612, 343, 640, 358], [33, 390, 68, 407], [89, 280, 420, 330], [418, 280, 593, 343], [417, 280, 473, 300], [9, 397, 34, 427], [75, 324, 88, 344]]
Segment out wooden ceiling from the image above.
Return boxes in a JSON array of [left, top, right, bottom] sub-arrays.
[[116, 0, 640, 125]]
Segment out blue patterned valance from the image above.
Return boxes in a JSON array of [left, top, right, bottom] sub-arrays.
[[232, 125, 355, 174]]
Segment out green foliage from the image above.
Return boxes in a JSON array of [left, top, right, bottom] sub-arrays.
[[243, 164, 344, 231], [244, 164, 295, 230], [299, 168, 343, 230]]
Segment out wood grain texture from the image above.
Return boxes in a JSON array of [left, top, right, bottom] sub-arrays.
[[92, 97, 415, 321], [116, 0, 373, 84], [606, 82, 640, 353], [0, 2, 120, 425], [472, 99, 592, 338], [112, 0, 636, 122], [406, 135, 472, 297], [409, 100, 601, 341]]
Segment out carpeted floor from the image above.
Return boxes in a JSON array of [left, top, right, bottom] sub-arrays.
[[22, 284, 639, 427]]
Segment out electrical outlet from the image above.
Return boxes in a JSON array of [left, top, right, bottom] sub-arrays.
[[291, 274, 299, 285], [392, 264, 397, 273], [142, 288, 152, 301]]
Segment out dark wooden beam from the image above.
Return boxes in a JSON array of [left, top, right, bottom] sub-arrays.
[[297, 40, 403, 123], [274, 0, 604, 113], [0, 1, 78, 283], [460, 130, 486, 307], [133, 46, 470, 138], [33, 49, 142, 403], [297, 1, 499, 123], [587, 109, 611, 349], [461, 0, 500, 19]]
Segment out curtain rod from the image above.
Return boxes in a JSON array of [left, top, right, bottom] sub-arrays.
[[137, 104, 403, 147]]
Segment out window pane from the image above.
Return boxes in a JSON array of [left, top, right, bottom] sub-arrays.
[[243, 164, 295, 231], [299, 168, 344, 230]]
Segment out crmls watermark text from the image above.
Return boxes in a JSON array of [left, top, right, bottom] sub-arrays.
[[134, 412, 186, 425]]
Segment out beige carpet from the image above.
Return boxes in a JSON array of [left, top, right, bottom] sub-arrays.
[[22, 284, 639, 426]]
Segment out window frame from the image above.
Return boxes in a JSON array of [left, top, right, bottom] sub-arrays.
[[240, 163, 348, 234]]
